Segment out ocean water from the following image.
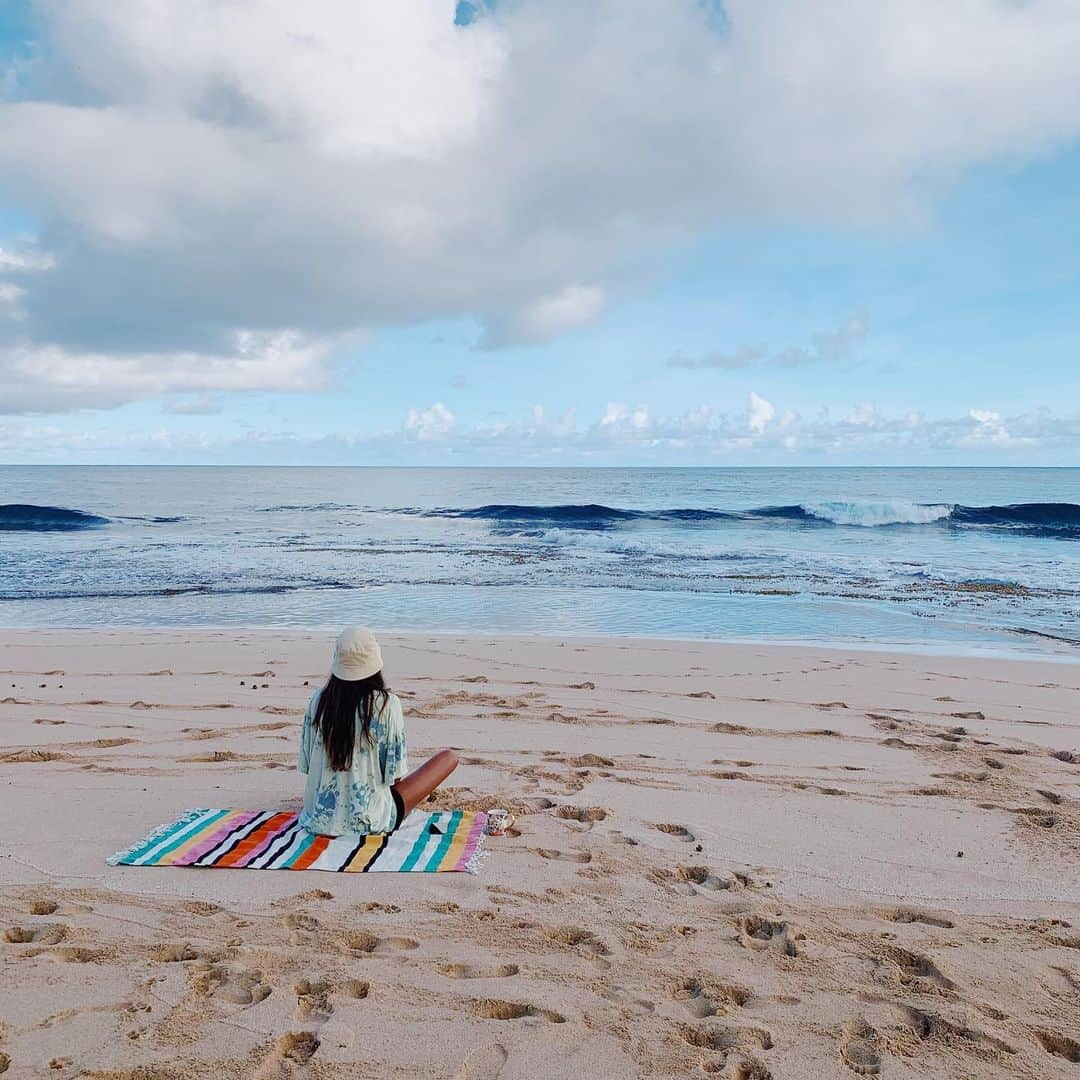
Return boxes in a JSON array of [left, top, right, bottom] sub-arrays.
[[1, 466, 1078, 657]]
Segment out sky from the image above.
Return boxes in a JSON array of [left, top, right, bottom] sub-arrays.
[[0, 0, 1078, 466]]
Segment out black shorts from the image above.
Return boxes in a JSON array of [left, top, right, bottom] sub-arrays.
[[390, 786, 405, 832]]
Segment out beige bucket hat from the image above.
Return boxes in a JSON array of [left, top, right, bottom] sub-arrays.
[[330, 626, 383, 681]]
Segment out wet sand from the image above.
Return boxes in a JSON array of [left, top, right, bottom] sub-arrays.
[[0, 630, 1078, 1078]]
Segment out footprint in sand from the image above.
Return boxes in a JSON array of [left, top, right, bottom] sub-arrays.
[[1034, 1030, 1080, 1062], [1, 749, 65, 764], [895, 1005, 1015, 1055], [566, 754, 614, 768], [340, 931, 419, 955], [652, 822, 696, 842], [151, 943, 198, 962], [730, 1058, 772, 1080], [55, 946, 103, 963], [26, 899, 58, 916], [294, 978, 333, 1022], [190, 962, 272, 1004], [180, 900, 221, 916], [534, 848, 592, 864], [5, 923, 68, 945], [671, 976, 750, 1018], [296, 889, 332, 902], [470, 999, 565, 1023], [600, 983, 655, 1015], [838, 1017, 882, 1075], [880, 908, 954, 929], [676, 866, 738, 894], [677, 1023, 773, 1053], [555, 805, 609, 823], [282, 912, 319, 931], [255, 1031, 320, 1079], [878, 946, 954, 990], [738, 915, 799, 958], [548, 926, 610, 960], [437, 962, 520, 980], [339, 979, 370, 999], [1048, 965, 1080, 996], [455, 1042, 509, 1080], [523, 797, 556, 812]]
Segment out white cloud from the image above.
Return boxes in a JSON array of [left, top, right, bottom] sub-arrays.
[[0, 331, 340, 413], [747, 391, 776, 434], [599, 403, 653, 437], [2, 2, 1080, 409], [846, 402, 881, 427], [0, 282, 24, 308], [0, 246, 55, 272], [404, 401, 456, 440], [4, 398, 1078, 463]]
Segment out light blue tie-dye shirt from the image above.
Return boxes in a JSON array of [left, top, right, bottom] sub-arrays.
[[298, 689, 408, 836]]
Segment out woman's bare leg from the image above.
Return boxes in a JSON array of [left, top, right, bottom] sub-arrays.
[[392, 749, 459, 817]]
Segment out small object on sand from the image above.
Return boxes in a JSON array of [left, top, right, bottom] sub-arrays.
[[957, 850, 964, 858], [484, 809, 515, 836], [240, 681, 245, 685], [304, 680, 309, 686], [695, 844, 703, 852]]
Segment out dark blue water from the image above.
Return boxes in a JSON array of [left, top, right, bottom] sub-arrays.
[[1, 467, 1077, 656]]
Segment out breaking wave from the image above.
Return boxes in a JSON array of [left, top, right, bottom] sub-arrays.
[[420, 501, 1080, 537], [0, 504, 110, 532]]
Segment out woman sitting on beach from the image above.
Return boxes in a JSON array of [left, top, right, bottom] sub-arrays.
[[298, 627, 458, 835]]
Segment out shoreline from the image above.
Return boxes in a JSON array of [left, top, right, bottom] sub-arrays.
[[3, 624, 1078, 664], [2, 629, 1078, 1077]]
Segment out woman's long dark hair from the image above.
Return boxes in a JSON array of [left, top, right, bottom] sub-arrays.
[[313, 671, 388, 771]]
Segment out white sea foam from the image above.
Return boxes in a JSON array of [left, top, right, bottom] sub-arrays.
[[800, 500, 953, 527]]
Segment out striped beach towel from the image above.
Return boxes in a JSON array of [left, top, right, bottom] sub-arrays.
[[107, 808, 487, 874]]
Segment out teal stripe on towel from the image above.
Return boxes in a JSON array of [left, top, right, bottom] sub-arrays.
[[425, 810, 462, 872]]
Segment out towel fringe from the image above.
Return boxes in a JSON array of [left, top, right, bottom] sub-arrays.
[[106, 807, 212, 866]]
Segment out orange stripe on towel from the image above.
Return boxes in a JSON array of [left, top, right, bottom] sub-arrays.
[[289, 834, 332, 870], [213, 812, 295, 868]]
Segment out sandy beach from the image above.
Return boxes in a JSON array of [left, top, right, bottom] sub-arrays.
[[1, 630, 1077, 1078]]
